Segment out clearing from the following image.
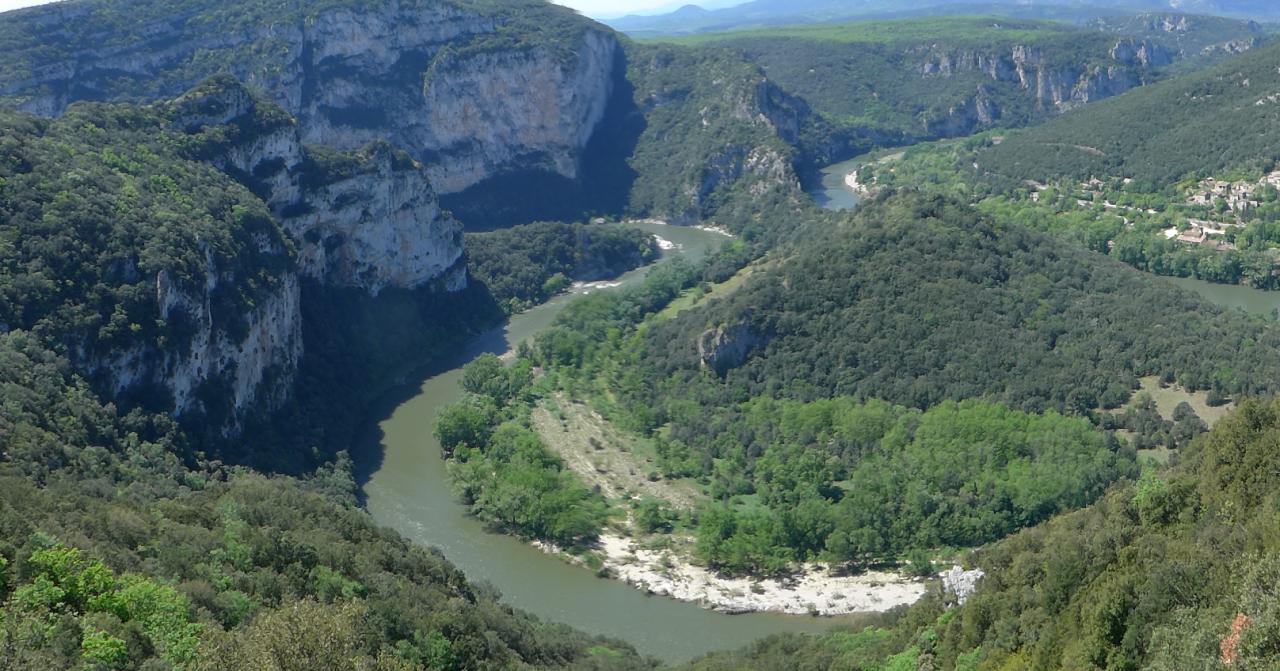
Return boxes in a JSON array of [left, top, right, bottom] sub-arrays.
[[531, 393, 703, 509]]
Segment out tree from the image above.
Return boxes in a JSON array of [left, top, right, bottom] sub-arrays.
[[433, 395, 498, 454]]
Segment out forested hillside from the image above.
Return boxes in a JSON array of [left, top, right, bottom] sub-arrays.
[[0, 330, 654, 669], [661, 15, 1264, 161], [684, 397, 1280, 669], [840, 36, 1280, 292], [12, 0, 1280, 667], [976, 37, 1280, 182], [632, 193, 1280, 414], [467, 221, 658, 313], [418, 192, 1280, 589], [608, 0, 1280, 37]]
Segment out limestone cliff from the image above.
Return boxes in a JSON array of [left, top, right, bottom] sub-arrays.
[[0, 0, 620, 198], [92, 214, 303, 425], [698, 322, 766, 375], [624, 46, 807, 225], [915, 41, 1174, 135], [920, 41, 1163, 110], [170, 77, 465, 297]]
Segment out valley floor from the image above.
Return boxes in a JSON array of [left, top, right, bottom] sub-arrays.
[[532, 393, 928, 616]]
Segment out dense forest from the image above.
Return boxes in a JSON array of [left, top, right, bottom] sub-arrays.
[[683, 397, 1280, 669], [12, 0, 1280, 668], [0, 331, 654, 669], [466, 222, 657, 314], [845, 33, 1280, 291], [435, 192, 1280, 584], [974, 38, 1280, 184], [0, 105, 292, 374], [629, 194, 1280, 414], [662, 15, 1264, 167]]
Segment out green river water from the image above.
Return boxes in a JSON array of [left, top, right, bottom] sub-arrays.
[[355, 222, 850, 663], [351, 153, 1280, 663], [1163, 276, 1280, 317]]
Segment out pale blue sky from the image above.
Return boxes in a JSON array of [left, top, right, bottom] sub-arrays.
[[0, 0, 726, 19]]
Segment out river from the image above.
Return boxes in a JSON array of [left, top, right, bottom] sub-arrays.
[[355, 221, 851, 663], [814, 156, 1280, 316], [1162, 276, 1280, 318], [810, 156, 865, 211]]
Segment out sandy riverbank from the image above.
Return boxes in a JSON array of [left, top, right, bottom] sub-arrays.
[[596, 534, 927, 616], [844, 169, 876, 199], [537, 533, 927, 616]]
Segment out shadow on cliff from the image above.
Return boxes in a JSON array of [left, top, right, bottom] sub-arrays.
[[440, 49, 644, 230], [225, 277, 505, 481], [345, 278, 512, 504]]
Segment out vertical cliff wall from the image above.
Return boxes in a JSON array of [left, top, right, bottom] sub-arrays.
[[0, 0, 621, 199]]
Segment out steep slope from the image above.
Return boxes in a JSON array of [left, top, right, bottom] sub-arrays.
[[0, 0, 620, 208], [664, 15, 1265, 155], [977, 37, 1280, 183], [637, 193, 1280, 413], [507, 193, 1280, 588], [683, 396, 1280, 670], [0, 102, 302, 427], [0, 332, 654, 670], [172, 76, 465, 297], [0, 77, 472, 434], [848, 38, 1280, 294], [0, 0, 862, 233]]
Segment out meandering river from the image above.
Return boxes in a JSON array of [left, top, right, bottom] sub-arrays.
[[810, 156, 865, 211], [355, 221, 855, 663]]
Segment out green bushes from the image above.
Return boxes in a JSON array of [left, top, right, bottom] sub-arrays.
[[438, 354, 610, 546], [466, 221, 658, 314]]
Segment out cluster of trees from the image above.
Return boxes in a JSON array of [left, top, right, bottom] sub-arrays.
[[0, 332, 651, 670], [977, 37, 1280, 185], [673, 13, 1259, 172], [871, 134, 1280, 290], [511, 193, 1280, 578], [436, 354, 609, 547], [1101, 393, 1210, 452], [686, 398, 1280, 670], [684, 18, 1129, 144], [466, 221, 658, 314], [617, 43, 815, 237], [0, 104, 293, 376], [632, 194, 1280, 420], [674, 398, 1133, 576]]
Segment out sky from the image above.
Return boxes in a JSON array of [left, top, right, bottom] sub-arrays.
[[0, 0, 734, 19], [0, 0, 51, 10]]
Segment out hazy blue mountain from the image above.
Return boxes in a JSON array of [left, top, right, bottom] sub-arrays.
[[607, 0, 1280, 36]]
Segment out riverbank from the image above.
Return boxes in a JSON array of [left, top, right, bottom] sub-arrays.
[[360, 221, 848, 662], [600, 534, 926, 616], [533, 532, 926, 616], [530, 393, 929, 616]]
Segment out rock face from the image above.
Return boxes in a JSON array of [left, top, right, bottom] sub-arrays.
[[411, 29, 618, 194], [171, 77, 465, 297], [941, 565, 986, 606], [0, 0, 620, 198], [96, 239, 303, 424], [915, 41, 1174, 135], [81, 75, 468, 428], [0, 1, 620, 429], [698, 323, 766, 374], [920, 42, 1162, 111]]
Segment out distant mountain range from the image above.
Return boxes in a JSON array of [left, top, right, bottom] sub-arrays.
[[607, 0, 1280, 36]]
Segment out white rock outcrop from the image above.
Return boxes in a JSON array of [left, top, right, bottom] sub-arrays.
[[97, 253, 303, 423], [4, 0, 620, 197], [941, 565, 986, 606], [172, 78, 465, 297]]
